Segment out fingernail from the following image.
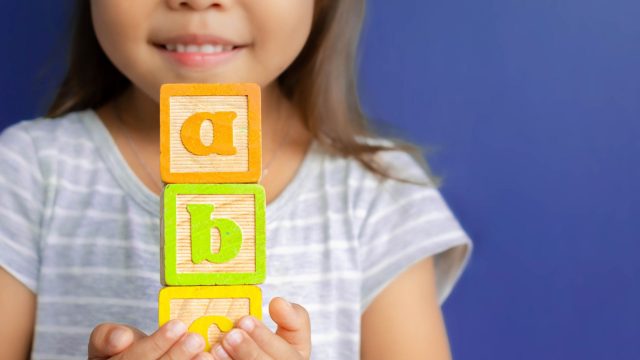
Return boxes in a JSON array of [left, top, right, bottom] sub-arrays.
[[214, 344, 231, 359], [281, 297, 294, 309], [224, 329, 243, 346], [108, 328, 129, 348], [238, 316, 255, 333], [183, 333, 203, 352], [165, 320, 187, 339]]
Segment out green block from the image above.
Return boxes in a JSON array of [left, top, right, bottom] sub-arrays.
[[161, 183, 266, 285]]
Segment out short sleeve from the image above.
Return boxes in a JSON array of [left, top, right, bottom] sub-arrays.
[[357, 150, 472, 310], [0, 122, 45, 292]]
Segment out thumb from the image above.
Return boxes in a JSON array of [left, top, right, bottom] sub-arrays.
[[88, 322, 146, 359], [269, 297, 311, 358]]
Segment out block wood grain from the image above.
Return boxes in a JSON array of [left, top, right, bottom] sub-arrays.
[[158, 285, 262, 351], [160, 83, 262, 184], [161, 183, 266, 286]]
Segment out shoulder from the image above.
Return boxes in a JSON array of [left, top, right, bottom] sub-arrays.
[[1, 110, 98, 155], [278, 138, 472, 305], [0, 110, 109, 195], [318, 136, 436, 194], [337, 139, 472, 306], [311, 137, 440, 230], [0, 109, 100, 163], [1, 109, 94, 142]]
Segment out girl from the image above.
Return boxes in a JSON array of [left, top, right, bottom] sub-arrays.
[[0, 0, 472, 359]]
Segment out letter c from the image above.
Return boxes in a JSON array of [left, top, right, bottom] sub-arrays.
[[188, 315, 234, 351]]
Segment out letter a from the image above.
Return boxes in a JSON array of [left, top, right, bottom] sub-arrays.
[[180, 111, 237, 156], [187, 204, 242, 264]]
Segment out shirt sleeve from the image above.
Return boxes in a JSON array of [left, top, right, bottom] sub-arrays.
[[357, 150, 472, 310], [0, 121, 45, 293]]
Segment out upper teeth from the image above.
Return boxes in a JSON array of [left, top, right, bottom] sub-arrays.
[[165, 44, 234, 53]]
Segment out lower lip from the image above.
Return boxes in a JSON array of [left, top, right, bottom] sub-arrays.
[[157, 45, 243, 68]]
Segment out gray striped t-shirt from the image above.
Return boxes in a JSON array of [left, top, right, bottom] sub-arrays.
[[0, 109, 472, 360]]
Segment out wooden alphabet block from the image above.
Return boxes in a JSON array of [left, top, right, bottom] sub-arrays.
[[160, 83, 262, 184], [161, 183, 266, 285], [158, 286, 262, 351]]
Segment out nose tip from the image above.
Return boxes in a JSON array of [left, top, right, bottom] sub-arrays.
[[168, 0, 222, 11]]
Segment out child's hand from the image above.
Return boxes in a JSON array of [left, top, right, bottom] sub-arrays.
[[86, 297, 310, 360], [211, 297, 311, 360], [88, 319, 213, 360]]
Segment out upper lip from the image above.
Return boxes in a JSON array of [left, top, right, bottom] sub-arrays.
[[155, 34, 244, 46]]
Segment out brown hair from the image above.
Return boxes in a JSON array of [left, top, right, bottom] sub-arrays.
[[47, 0, 439, 185]]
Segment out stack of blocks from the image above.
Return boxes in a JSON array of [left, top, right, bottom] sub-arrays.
[[158, 83, 265, 351]]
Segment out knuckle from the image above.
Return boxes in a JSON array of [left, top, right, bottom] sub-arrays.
[[159, 346, 178, 360], [245, 350, 258, 360], [149, 333, 170, 355], [247, 348, 264, 360], [162, 350, 179, 360]]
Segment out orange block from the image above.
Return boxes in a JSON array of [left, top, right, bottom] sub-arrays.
[[160, 83, 262, 183]]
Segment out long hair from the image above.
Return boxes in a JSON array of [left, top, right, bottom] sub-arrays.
[[47, 0, 438, 184]]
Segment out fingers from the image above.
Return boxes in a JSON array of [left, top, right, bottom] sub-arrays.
[[270, 298, 311, 357], [119, 319, 187, 360], [212, 328, 272, 360], [159, 332, 208, 360], [88, 321, 215, 360], [88, 322, 145, 359], [234, 316, 301, 358], [213, 301, 311, 360], [194, 353, 216, 360]]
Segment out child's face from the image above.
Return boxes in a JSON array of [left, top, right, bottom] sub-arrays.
[[91, 0, 315, 102]]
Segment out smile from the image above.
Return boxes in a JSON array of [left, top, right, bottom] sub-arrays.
[[153, 34, 248, 68], [156, 43, 244, 68], [163, 43, 236, 54]]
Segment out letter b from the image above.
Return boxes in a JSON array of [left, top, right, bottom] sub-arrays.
[[187, 204, 242, 264]]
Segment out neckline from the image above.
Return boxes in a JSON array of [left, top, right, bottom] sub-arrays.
[[81, 108, 320, 219]]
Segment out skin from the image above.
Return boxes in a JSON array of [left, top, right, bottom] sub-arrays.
[[91, 0, 314, 202], [0, 0, 453, 358], [0, 268, 36, 360], [361, 258, 452, 360]]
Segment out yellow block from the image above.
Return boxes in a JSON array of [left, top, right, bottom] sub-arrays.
[[158, 285, 262, 351]]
